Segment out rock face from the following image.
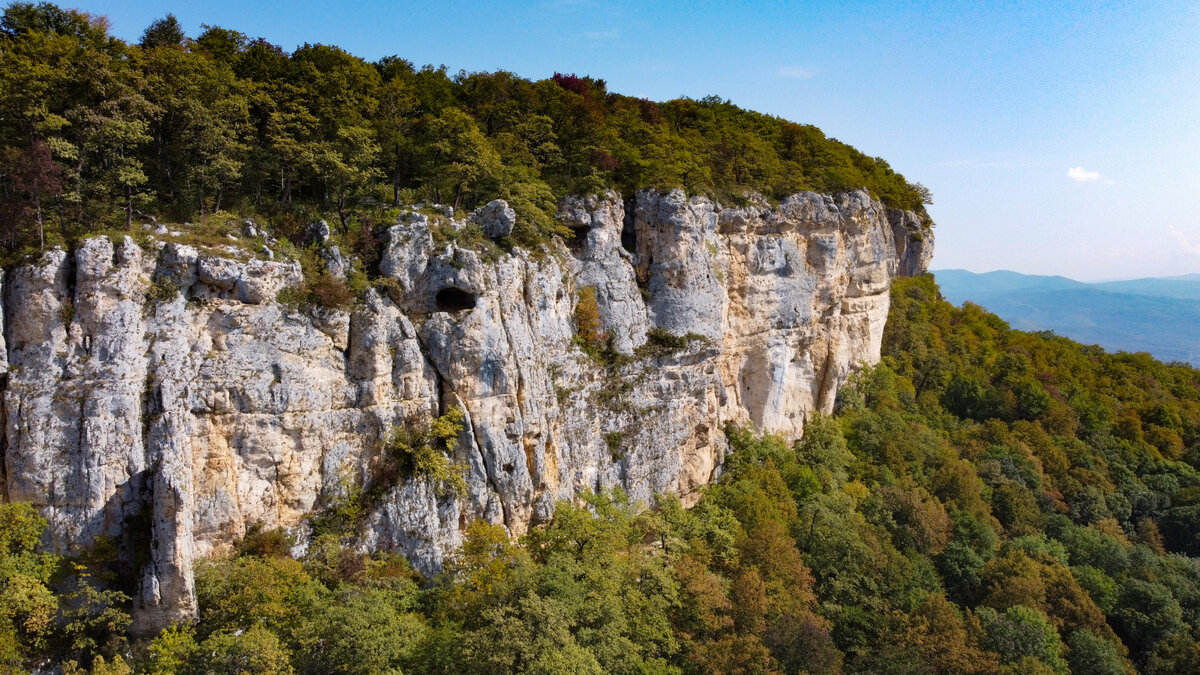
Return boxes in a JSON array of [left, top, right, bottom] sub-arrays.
[[888, 208, 935, 278], [0, 188, 931, 631], [471, 198, 517, 239]]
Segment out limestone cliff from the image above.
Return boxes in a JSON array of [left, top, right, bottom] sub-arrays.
[[0, 188, 932, 630]]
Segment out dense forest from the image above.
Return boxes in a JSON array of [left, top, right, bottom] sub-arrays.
[[0, 2, 930, 263], [4, 274, 1200, 674]]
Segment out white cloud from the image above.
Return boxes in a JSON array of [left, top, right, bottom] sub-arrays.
[[1067, 166, 1101, 182], [777, 66, 819, 79], [1169, 226, 1200, 256]]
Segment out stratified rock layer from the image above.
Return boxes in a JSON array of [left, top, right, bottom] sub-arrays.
[[0, 189, 932, 630]]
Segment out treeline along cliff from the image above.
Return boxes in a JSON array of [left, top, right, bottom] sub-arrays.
[[0, 3, 930, 250], [0, 2, 933, 635]]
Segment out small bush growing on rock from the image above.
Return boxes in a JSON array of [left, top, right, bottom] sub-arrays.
[[574, 286, 607, 351], [604, 431, 625, 459], [307, 272, 355, 309], [377, 406, 468, 498], [147, 277, 179, 303], [430, 220, 503, 261], [59, 296, 75, 324], [635, 328, 710, 359], [275, 242, 358, 311], [235, 524, 295, 559], [308, 470, 366, 540]]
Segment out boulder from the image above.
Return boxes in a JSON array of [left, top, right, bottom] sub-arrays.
[[235, 258, 303, 304], [157, 243, 200, 290], [471, 199, 517, 239], [198, 257, 245, 290], [321, 245, 351, 280], [307, 219, 331, 245]]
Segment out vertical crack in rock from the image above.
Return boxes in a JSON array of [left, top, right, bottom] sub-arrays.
[[461, 393, 506, 527], [493, 261, 532, 530]]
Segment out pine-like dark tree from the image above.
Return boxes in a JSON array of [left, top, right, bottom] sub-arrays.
[[140, 13, 184, 48]]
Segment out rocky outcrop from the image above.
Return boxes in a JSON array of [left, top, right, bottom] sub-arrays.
[[0, 188, 931, 631], [888, 208, 935, 278], [471, 199, 517, 239]]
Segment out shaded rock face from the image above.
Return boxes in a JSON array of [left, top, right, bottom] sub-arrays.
[[0, 189, 931, 631], [888, 208, 935, 278]]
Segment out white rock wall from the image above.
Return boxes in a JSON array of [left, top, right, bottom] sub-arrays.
[[0, 188, 931, 631]]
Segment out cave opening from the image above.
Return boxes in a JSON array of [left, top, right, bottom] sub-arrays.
[[565, 222, 591, 254], [622, 196, 638, 254], [434, 287, 477, 312]]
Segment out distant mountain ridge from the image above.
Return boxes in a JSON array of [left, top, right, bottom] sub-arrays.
[[933, 269, 1200, 366]]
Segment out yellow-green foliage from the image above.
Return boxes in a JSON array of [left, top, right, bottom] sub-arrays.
[[142, 624, 197, 674], [0, 503, 132, 671], [62, 655, 134, 674], [0, 503, 58, 662], [146, 276, 179, 303], [383, 406, 468, 498], [0, 3, 929, 256], [574, 286, 607, 350]]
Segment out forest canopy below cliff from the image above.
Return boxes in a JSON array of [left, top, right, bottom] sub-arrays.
[[6, 275, 1200, 674], [0, 3, 931, 258]]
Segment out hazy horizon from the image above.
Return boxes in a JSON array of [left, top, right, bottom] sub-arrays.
[[71, 0, 1200, 280], [931, 267, 1200, 284]]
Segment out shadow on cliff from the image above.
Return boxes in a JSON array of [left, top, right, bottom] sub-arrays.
[[73, 468, 155, 599]]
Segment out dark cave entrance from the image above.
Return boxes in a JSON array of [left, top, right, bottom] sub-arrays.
[[435, 287, 477, 312], [622, 196, 638, 254]]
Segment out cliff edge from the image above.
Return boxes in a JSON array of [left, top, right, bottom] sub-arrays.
[[0, 188, 932, 630]]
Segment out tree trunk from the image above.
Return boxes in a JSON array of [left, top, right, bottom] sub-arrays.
[[34, 193, 43, 250], [392, 147, 403, 206], [53, 194, 63, 242], [74, 159, 85, 225]]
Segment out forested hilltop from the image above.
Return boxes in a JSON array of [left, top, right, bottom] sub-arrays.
[[0, 2, 929, 261], [4, 274, 1200, 674]]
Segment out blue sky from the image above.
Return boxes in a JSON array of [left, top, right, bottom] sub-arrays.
[[80, 0, 1200, 280]]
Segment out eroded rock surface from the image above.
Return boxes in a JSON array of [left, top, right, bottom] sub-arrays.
[[1, 189, 931, 631]]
